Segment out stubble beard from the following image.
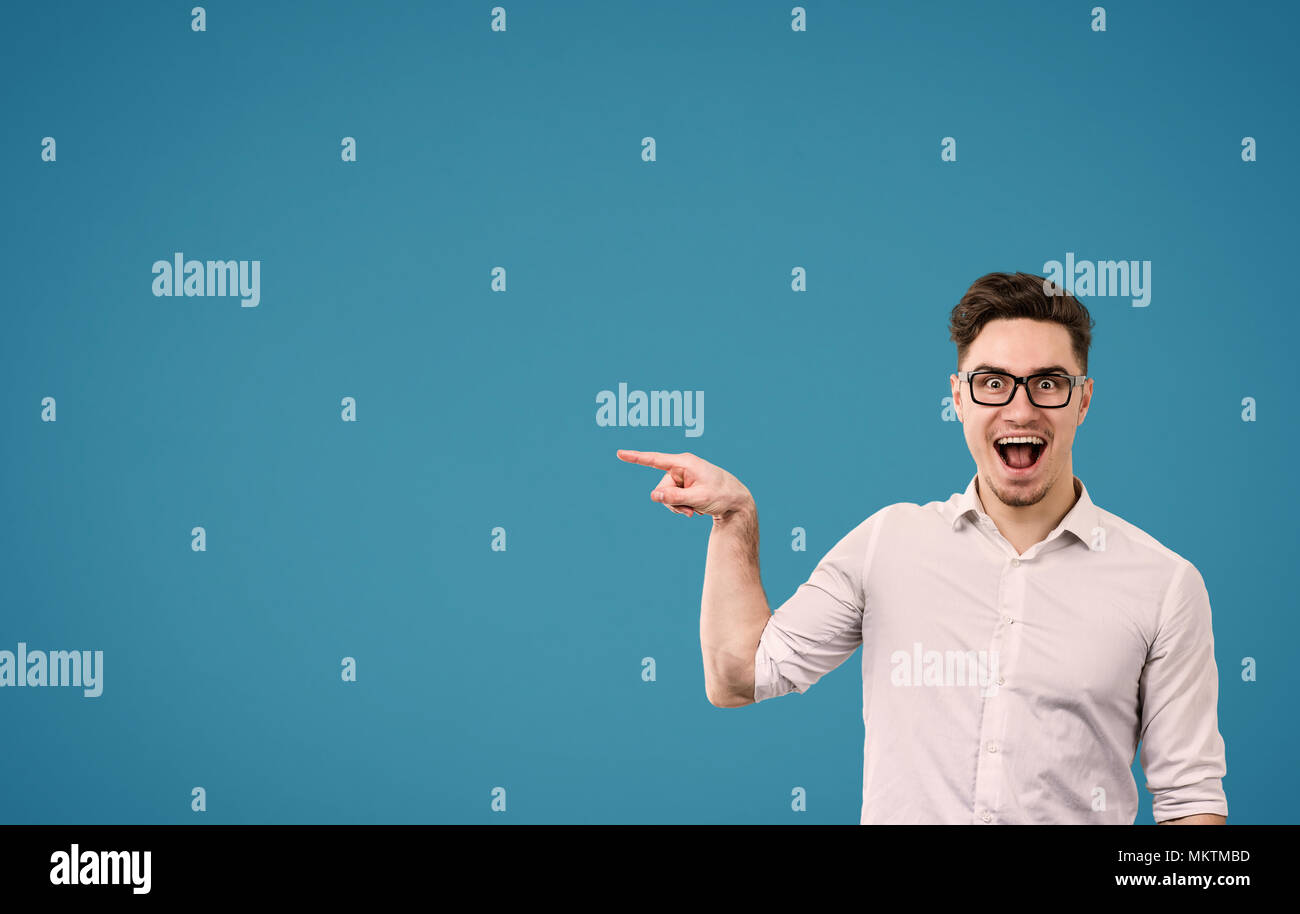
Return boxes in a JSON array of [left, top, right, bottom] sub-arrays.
[[983, 459, 1057, 508]]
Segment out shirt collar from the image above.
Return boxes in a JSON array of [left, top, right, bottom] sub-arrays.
[[950, 473, 1101, 547]]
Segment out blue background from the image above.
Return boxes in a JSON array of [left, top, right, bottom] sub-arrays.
[[1, 0, 1294, 823]]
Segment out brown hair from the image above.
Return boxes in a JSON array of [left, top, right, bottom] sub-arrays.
[[949, 272, 1095, 375]]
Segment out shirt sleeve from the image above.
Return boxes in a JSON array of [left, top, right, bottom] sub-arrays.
[[1137, 560, 1229, 822], [752, 505, 888, 703]]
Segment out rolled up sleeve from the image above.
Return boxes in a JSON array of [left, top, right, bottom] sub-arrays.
[[753, 508, 887, 703], [1137, 561, 1229, 822]]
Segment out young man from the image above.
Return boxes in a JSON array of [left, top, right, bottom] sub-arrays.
[[617, 271, 1228, 824]]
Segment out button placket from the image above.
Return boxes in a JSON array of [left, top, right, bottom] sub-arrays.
[[973, 554, 1026, 823]]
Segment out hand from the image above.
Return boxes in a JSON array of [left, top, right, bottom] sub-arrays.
[[615, 450, 753, 520]]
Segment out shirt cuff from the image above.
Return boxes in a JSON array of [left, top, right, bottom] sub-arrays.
[[1151, 777, 1228, 822], [752, 628, 798, 703]]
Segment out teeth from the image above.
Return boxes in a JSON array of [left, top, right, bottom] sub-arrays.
[[996, 436, 1044, 445]]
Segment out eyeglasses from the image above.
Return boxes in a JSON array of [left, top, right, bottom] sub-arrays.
[[956, 371, 1088, 408]]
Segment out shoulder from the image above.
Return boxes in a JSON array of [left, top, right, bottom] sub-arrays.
[[884, 489, 970, 530], [1095, 504, 1197, 571], [1091, 503, 1208, 604], [837, 488, 979, 539]]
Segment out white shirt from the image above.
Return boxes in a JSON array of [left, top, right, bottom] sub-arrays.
[[753, 474, 1229, 824]]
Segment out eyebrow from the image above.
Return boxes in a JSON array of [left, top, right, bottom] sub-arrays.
[[969, 363, 1072, 375]]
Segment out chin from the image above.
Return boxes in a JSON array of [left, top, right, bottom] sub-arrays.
[[983, 464, 1054, 508]]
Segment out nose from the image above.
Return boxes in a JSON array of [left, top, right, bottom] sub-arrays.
[[1003, 380, 1040, 415]]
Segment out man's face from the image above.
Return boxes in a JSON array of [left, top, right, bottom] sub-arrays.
[[949, 318, 1093, 508]]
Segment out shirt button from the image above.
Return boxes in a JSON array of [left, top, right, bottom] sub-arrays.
[[982, 812, 992, 822], [987, 742, 997, 753], [997, 676, 1005, 685], [1011, 558, 1021, 567], [1003, 615, 1013, 624]]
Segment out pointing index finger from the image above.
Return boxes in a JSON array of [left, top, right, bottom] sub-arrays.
[[616, 449, 690, 472]]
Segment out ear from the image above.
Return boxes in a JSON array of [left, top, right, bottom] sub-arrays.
[[1076, 377, 1093, 426], [950, 373, 962, 422]]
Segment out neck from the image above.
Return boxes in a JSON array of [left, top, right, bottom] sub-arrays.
[[975, 464, 1081, 555]]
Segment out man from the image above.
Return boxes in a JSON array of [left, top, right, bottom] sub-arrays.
[[617, 271, 1228, 825]]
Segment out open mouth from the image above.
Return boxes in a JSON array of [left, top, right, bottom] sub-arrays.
[[995, 438, 1045, 472]]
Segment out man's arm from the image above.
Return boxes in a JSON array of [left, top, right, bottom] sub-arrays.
[[613, 449, 770, 708], [1159, 814, 1225, 825], [616, 448, 868, 708], [701, 502, 770, 707], [1138, 561, 1229, 824], [704, 499, 882, 708]]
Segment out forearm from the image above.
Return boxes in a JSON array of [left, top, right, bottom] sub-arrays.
[[700, 501, 771, 706], [1158, 814, 1225, 825]]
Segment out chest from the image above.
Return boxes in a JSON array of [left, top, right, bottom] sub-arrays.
[[863, 545, 1155, 709]]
